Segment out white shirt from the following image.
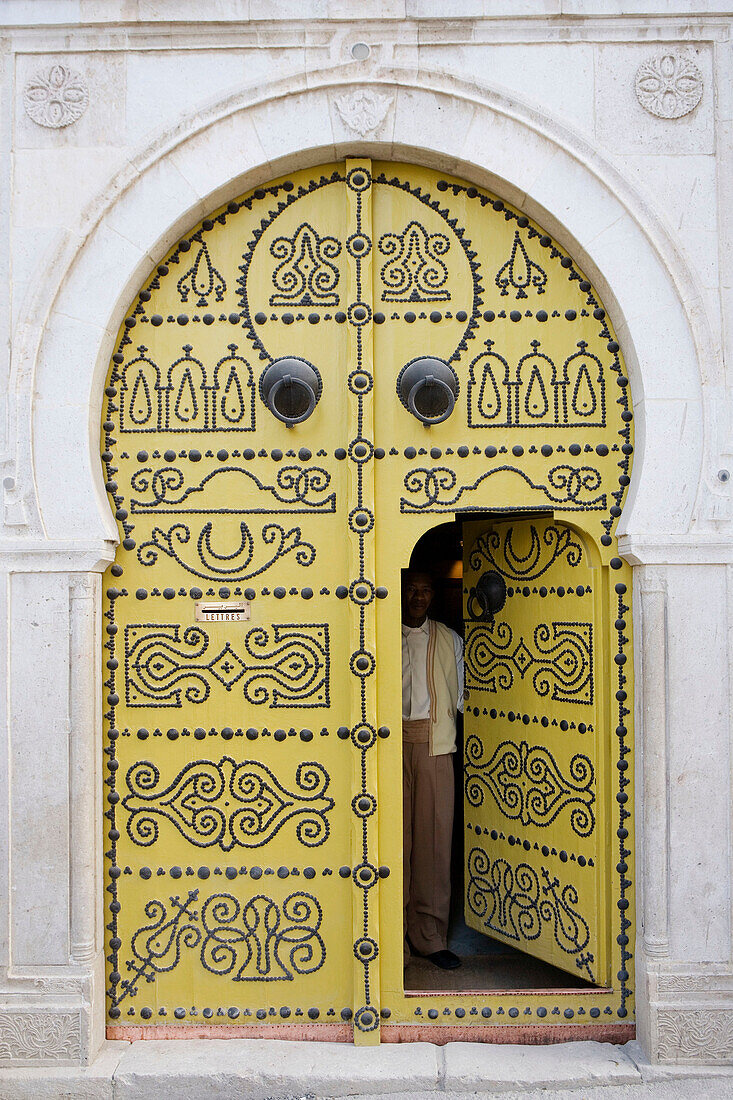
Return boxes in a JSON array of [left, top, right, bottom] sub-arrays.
[[402, 619, 464, 720]]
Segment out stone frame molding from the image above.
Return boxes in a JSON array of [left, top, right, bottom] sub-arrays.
[[3, 63, 729, 1067]]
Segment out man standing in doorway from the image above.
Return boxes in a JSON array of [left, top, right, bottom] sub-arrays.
[[402, 568, 464, 970]]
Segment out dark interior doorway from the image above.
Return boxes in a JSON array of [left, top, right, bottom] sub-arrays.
[[404, 519, 594, 994]]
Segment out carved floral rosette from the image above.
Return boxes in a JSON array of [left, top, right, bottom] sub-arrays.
[[23, 64, 89, 129], [634, 53, 703, 120]]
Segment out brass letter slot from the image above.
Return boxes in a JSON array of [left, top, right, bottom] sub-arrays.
[[195, 601, 251, 623]]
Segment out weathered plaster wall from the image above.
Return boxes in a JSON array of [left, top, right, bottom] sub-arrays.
[[0, 0, 732, 1071]]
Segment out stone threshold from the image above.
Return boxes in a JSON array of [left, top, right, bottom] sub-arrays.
[[1, 1039, 733, 1099]]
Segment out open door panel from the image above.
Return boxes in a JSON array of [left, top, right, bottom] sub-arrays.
[[462, 516, 609, 986]]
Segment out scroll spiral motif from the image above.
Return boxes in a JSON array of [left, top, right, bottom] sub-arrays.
[[468, 523, 584, 582], [123, 756, 334, 850], [464, 735, 595, 837], [378, 221, 451, 302], [334, 90, 393, 136], [136, 521, 316, 581], [269, 222, 342, 306], [130, 465, 335, 515], [466, 848, 594, 981], [401, 465, 605, 513], [117, 888, 325, 1001], [465, 621, 593, 704], [124, 622, 330, 708]]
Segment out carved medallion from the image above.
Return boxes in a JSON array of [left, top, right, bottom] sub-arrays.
[[656, 1008, 733, 1062], [635, 53, 703, 119], [23, 64, 89, 128]]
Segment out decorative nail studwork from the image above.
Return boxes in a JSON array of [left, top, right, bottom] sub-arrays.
[[102, 158, 634, 1037], [122, 757, 334, 849]]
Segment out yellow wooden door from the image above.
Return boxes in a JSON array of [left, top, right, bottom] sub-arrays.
[[102, 161, 383, 1037], [102, 159, 634, 1039], [462, 516, 608, 984]]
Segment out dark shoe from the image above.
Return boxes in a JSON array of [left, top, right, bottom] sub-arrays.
[[425, 949, 461, 970]]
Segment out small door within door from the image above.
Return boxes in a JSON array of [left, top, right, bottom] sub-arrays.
[[462, 516, 607, 985]]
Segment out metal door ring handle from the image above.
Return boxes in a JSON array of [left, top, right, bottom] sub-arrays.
[[407, 376, 455, 424], [260, 356, 322, 427], [269, 375, 316, 425], [397, 356, 459, 425]]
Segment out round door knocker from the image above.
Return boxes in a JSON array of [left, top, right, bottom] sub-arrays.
[[396, 357, 459, 425], [467, 570, 507, 623], [260, 357, 322, 427]]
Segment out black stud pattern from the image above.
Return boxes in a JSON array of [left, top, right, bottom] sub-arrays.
[[469, 523, 583, 581], [466, 846, 594, 982], [137, 520, 316, 583], [177, 241, 226, 306], [269, 222, 342, 307], [464, 736, 595, 836], [464, 620, 593, 704], [495, 230, 548, 298], [378, 220, 450, 302], [119, 343, 255, 434], [103, 161, 634, 1032], [400, 464, 605, 513], [613, 581, 633, 1019], [342, 163, 381, 1034], [122, 757, 334, 849], [112, 887, 325, 1004], [129, 462, 335, 514], [467, 339, 605, 429], [124, 622, 330, 708]]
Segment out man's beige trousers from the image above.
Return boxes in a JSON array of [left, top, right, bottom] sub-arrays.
[[402, 719, 454, 957]]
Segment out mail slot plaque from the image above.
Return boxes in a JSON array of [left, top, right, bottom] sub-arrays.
[[195, 600, 250, 623]]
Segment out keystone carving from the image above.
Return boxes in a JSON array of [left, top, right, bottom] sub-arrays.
[[334, 89, 392, 136]]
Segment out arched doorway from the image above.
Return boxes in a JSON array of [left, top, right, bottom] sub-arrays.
[[101, 160, 633, 1043]]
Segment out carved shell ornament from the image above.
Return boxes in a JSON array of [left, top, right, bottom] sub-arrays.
[[634, 53, 703, 119], [334, 89, 393, 136], [23, 64, 89, 128]]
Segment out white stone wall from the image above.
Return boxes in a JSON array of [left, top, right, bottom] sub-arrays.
[[0, 0, 732, 1068]]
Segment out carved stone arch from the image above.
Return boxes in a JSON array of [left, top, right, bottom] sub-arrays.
[[23, 65, 708, 553]]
